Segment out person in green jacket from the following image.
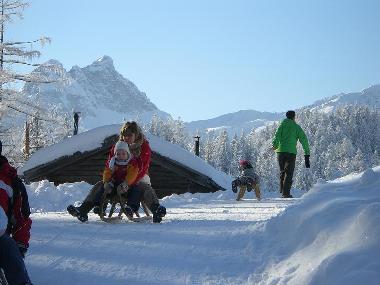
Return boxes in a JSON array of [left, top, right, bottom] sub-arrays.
[[272, 110, 310, 198]]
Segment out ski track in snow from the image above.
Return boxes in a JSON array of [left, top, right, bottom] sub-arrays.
[[25, 198, 297, 285]]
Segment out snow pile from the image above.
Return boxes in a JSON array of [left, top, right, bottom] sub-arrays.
[[27, 181, 91, 213], [247, 166, 380, 285]]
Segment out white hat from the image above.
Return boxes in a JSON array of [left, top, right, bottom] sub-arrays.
[[114, 141, 130, 155]]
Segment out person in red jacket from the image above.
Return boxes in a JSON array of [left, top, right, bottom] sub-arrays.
[[67, 121, 166, 223], [117, 121, 166, 223], [0, 141, 33, 285]]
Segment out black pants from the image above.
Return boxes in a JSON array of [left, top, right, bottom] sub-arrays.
[[277, 152, 296, 197]]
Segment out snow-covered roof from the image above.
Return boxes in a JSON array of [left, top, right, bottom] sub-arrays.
[[20, 124, 232, 190]]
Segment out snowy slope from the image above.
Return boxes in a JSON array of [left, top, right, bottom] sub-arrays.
[[185, 84, 380, 136], [22, 166, 380, 284], [186, 109, 282, 136], [304, 84, 380, 113], [22, 56, 171, 129], [19, 124, 232, 190]]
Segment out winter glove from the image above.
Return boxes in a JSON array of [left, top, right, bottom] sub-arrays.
[[17, 242, 28, 258], [304, 155, 310, 168], [104, 182, 114, 194], [117, 181, 129, 194]]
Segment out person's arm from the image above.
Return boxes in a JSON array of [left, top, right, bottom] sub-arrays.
[[136, 141, 152, 182], [272, 124, 283, 150], [124, 160, 139, 186], [297, 126, 310, 155], [11, 194, 32, 254], [13, 177, 31, 218], [103, 145, 116, 183], [102, 167, 112, 183]]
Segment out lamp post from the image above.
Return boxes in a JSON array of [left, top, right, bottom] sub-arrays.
[[194, 136, 200, 156], [73, 112, 81, 135]]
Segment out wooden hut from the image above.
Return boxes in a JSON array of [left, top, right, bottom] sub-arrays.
[[22, 132, 227, 198]]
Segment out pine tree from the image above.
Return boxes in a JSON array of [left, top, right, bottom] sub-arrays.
[[215, 129, 231, 173]]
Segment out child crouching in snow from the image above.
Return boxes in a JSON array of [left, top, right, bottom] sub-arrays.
[[232, 160, 261, 201]]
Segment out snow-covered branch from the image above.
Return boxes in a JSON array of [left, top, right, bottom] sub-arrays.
[[2, 36, 51, 47]]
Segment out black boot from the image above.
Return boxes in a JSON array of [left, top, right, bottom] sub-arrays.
[[93, 205, 101, 215], [152, 205, 166, 223], [123, 205, 134, 220], [67, 202, 92, 222]]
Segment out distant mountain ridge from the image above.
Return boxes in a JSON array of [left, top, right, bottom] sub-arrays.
[[303, 84, 380, 113], [23, 56, 170, 129], [186, 84, 380, 136], [185, 110, 283, 136]]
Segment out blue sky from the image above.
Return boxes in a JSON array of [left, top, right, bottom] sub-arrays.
[[8, 0, 380, 121]]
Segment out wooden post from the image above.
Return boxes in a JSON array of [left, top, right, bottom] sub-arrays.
[[24, 119, 30, 159]]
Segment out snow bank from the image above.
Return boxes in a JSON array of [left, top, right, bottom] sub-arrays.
[[20, 124, 231, 190], [26, 181, 91, 213], [23, 166, 380, 284], [246, 166, 380, 285], [25, 179, 304, 213]]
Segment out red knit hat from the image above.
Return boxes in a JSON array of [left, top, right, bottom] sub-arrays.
[[239, 160, 249, 167]]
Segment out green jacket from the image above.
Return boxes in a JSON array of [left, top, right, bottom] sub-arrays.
[[272, 118, 310, 155]]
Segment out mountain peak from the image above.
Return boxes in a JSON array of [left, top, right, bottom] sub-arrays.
[[82, 55, 115, 73], [43, 59, 64, 67], [95, 55, 114, 66]]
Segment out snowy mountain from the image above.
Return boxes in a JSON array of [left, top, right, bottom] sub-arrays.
[[185, 84, 380, 136], [303, 84, 380, 113], [185, 109, 283, 136], [22, 56, 171, 129]]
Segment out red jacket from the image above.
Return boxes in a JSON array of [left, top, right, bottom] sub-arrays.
[[0, 156, 32, 247], [106, 139, 151, 185]]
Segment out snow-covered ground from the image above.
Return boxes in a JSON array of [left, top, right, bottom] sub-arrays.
[[24, 167, 380, 285]]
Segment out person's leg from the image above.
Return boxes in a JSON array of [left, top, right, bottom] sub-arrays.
[[82, 181, 104, 206], [68, 181, 104, 222], [277, 153, 286, 194], [0, 234, 31, 285], [126, 185, 142, 213], [236, 185, 246, 201], [282, 153, 296, 197], [138, 182, 159, 211], [137, 182, 166, 223], [254, 183, 261, 201]]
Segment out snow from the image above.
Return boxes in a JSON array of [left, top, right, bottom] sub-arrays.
[[20, 124, 232, 190], [22, 166, 380, 284]]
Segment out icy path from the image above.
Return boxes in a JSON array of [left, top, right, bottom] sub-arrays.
[[25, 198, 296, 285]]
